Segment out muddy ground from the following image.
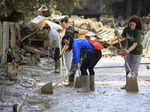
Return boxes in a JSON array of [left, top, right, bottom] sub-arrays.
[[0, 54, 150, 112]]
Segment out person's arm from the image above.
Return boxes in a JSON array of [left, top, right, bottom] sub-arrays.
[[60, 44, 69, 56], [68, 42, 80, 75], [111, 37, 126, 45], [128, 42, 138, 52], [127, 31, 141, 52]]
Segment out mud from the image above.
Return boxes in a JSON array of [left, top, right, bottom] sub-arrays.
[[0, 56, 150, 112]]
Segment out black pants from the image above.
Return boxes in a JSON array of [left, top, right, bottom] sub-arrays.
[[54, 48, 60, 62], [80, 50, 102, 76]]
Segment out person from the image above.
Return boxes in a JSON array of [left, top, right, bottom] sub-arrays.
[[38, 5, 53, 17], [60, 17, 69, 30], [61, 34, 103, 92], [115, 16, 144, 89], [43, 24, 60, 73], [60, 17, 73, 74], [60, 16, 87, 73]]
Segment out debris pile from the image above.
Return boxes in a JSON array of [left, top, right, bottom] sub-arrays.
[[1, 15, 150, 81]]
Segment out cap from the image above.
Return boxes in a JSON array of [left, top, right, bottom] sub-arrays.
[[38, 5, 48, 12]]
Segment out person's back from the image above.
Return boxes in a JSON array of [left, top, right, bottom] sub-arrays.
[[72, 39, 93, 64], [48, 27, 60, 48]]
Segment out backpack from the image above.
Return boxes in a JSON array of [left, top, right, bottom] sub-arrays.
[[88, 40, 104, 50]]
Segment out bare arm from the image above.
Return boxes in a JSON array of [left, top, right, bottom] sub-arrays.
[[128, 42, 138, 52], [60, 44, 69, 56]]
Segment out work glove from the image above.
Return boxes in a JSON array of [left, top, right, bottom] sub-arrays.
[[68, 63, 78, 76], [122, 50, 129, 56]]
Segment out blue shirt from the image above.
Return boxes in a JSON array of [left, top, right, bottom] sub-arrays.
[[72, 39, 93, 64]]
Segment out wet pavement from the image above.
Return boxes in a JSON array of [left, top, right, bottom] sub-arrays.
[[0, 56, 150, 112]]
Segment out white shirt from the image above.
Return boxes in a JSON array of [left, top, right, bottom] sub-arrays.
[[48, 28, 60, 48]]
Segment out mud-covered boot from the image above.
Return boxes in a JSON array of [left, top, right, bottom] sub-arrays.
[[90, 75, 95, 91], [74, 75, 83, 88], [77, 75, 90, 92], [121, 72, 129, 89]]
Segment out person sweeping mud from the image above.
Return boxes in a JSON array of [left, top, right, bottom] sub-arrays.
[[115, 16, 144, 89], [43, 24, 60, 73], [61, 34, 103, 92]]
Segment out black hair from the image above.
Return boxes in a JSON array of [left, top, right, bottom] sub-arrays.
[[66, 26, 75, 34], [43, 24, 50, 30], [61, 17, 69, 23], [61, 33, 74, 51]]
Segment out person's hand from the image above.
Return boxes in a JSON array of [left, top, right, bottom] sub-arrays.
[[122, 50, 129, 56]]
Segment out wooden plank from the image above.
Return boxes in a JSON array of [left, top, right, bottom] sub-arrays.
[[0, 86, 5, 102], [15, 23, 21, 41], [10, 22, 16, 48], [0, 22, 2, 52], [145, 38, 150, 57], [21, 29, 39, 42], [3, 22, 9, 54]]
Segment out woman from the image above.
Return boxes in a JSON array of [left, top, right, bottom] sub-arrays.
[[59, 17, 73, 74], [62, 34, 103, 92], [115, 16, 144, 89]]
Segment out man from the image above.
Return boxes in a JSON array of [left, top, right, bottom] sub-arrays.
[[43, 24, 60, 73], [38, 5, 53, 17]]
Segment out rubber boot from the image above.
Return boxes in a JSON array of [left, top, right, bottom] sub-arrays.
[[77, 75, 90, 92], [121, 72, 129, 89], [90, 75, 95, 91], [74, 75, 84, 88]]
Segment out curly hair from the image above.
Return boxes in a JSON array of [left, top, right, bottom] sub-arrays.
[[128, 16, 144, 32]]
